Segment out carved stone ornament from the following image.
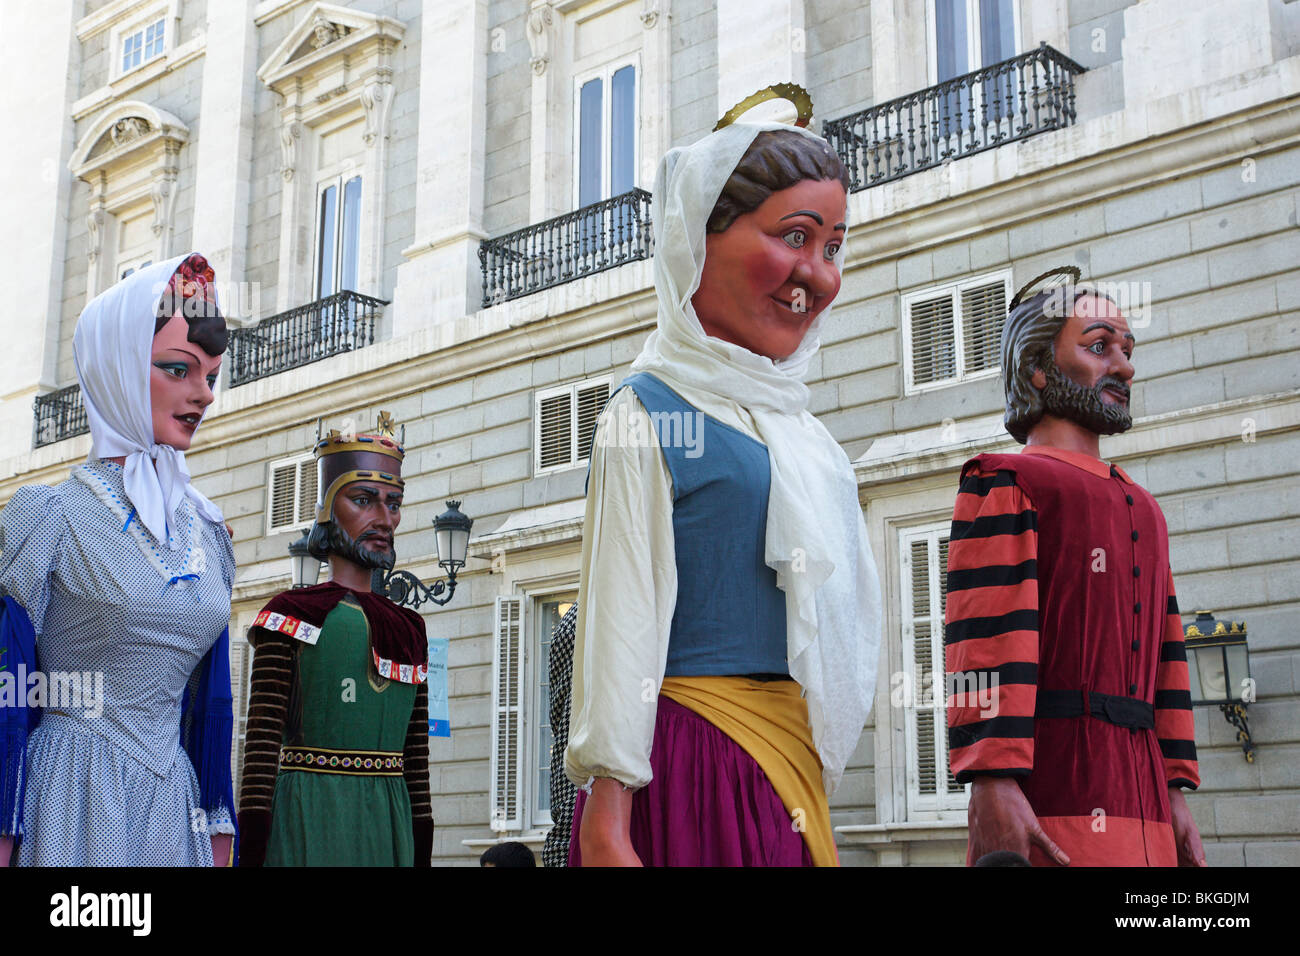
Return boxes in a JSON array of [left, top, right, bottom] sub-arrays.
[[86, 207, 106, 265], [280, 120, 301, 181], [640, 0, 660, 28], [310, 14, 340, 50], [150, 172, 176, 238], [361, 80, 393, 146], [110, 117, 150, 148], [527, 4, 553, 76]]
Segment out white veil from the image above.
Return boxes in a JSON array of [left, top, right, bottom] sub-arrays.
[[73, 252, 225, 550], [631, 122, 883, 795]]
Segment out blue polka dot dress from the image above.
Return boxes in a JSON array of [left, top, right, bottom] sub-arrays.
[[0, 459, 235, 866]]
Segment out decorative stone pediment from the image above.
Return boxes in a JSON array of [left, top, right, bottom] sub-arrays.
[[257, 2, 404, 99], [70, 100, 189, 181]]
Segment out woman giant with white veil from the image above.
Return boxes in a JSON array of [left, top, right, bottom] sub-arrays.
[[0, 254, 238, 866], [565, 117, 883, 866]]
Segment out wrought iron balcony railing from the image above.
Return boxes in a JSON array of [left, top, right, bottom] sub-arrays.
[[479, 187, 654, 308], [823, 43, 1086, 193], [227, 289, 387, 387], [33, 384, 89, 448]]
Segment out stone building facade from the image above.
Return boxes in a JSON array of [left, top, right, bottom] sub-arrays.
[[1, 0, 1297, 865]]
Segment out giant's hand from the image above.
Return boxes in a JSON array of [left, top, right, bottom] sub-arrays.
[[1169, 787, 1207, 867], [578, 777, 642, 867], [968, 776, 1070, 866], [211, 834, 233, 867]]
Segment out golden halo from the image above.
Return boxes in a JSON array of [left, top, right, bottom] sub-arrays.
[[714, 82, 814, 131], [1010, 266, 1083, 311]]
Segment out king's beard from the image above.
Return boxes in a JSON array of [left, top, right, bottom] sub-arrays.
[[325, 521, 396, 572], [1039, 353, 1133, 436]]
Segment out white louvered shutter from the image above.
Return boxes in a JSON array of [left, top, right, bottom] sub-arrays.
[[907, 537, 937, 798], [489, 596, 525, 831], [575, 381, 610, 462], [268, 462, 298, 531], [230, 637, 253, 801], [960, 280, 1006, 375], [537, 392, 573, 470], [297, 458, 319, 524], [908, 294, 957, 386], [902, 526, 962, 814]]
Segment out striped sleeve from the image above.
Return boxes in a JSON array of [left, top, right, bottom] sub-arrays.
[[404, 682, 433, 866], [236, 631, 293, 866], [1156, 569, 1199, 789], [944, 468, 1039, 784]]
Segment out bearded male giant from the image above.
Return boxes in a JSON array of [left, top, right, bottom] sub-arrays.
[[237, 413, 432, 866], [944, 273, 1205, 867]]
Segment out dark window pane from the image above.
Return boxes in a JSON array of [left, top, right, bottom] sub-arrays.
[[979, 0, 1016, 65], [610, 66, 635, 196], [340, 176, 362, 293], [578, 78, 603, 207], [317, 184, 337, 298]]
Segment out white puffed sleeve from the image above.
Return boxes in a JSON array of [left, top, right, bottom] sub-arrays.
[[0, 485, 66, 637], [564, 388, 678, 791]]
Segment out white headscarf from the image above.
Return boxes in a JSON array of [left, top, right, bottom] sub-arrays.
[[631, 122, 883, 795], [73, 252, 225, 550]]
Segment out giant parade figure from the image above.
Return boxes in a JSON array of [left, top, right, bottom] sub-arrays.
[[944, 269, 1206, 867], [237, 412, 432, 866], [565, 86, 882, 867]]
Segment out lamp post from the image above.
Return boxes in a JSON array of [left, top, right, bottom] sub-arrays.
[[1184, 611, 1255, 763], [372, 499, 473, 610], [288, 528, 321, 589]]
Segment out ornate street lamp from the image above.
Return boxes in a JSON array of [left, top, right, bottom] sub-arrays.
[[372, 499, 473, 610], [288, 528, 322, 589], [1184, 611, 1255, 763]]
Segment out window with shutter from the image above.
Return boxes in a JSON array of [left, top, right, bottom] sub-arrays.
[[575, 382, 610, 461], [538, 393, 573, 470], [298, 459, 319, 525], [902, 270, 1011, 394], [266, 454, 318, 534], [534, 377, 612, 475], [901, 522, 965, 815], [960, 281, 1006, 374], [490, 596, 525, 831], [909, 295, 956, 386]]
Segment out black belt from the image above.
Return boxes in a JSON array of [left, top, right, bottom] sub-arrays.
[[1035, 690, 1154, 730]]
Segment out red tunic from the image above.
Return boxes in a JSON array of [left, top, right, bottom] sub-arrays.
[[944, 445, 1199, 866]]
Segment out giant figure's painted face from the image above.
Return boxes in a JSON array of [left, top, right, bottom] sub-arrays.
[[149, 313, 222, 451], [1038, 294, 1136, 436], [691, 177, 846, 362], [327, 478, 402, 571]]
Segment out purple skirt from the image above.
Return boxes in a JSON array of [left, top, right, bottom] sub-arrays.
[[569, 695, 813, 866]]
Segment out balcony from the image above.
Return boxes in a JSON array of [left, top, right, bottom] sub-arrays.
[[479, 187, 654, 308], [33, 384, 89, 449], [227, 290, 387, 388], [823, 43, 1086, 193]]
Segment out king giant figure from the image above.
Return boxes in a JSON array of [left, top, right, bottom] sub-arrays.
[[238, 413, 432, 866]]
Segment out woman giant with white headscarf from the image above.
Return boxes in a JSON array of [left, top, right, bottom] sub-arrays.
[[0, 253, 238, 866], [565, 121, 882, 866]]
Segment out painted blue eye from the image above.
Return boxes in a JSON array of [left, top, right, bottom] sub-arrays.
[[1089, 341, 1105, 354], [782, 231, 807, 249]]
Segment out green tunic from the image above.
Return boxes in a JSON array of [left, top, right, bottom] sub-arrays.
[[265, 598, 417, 866]]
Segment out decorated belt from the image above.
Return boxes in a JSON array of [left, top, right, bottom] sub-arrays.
[[1035, 689, 1154, 730], [280, 745, 404, 776]]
